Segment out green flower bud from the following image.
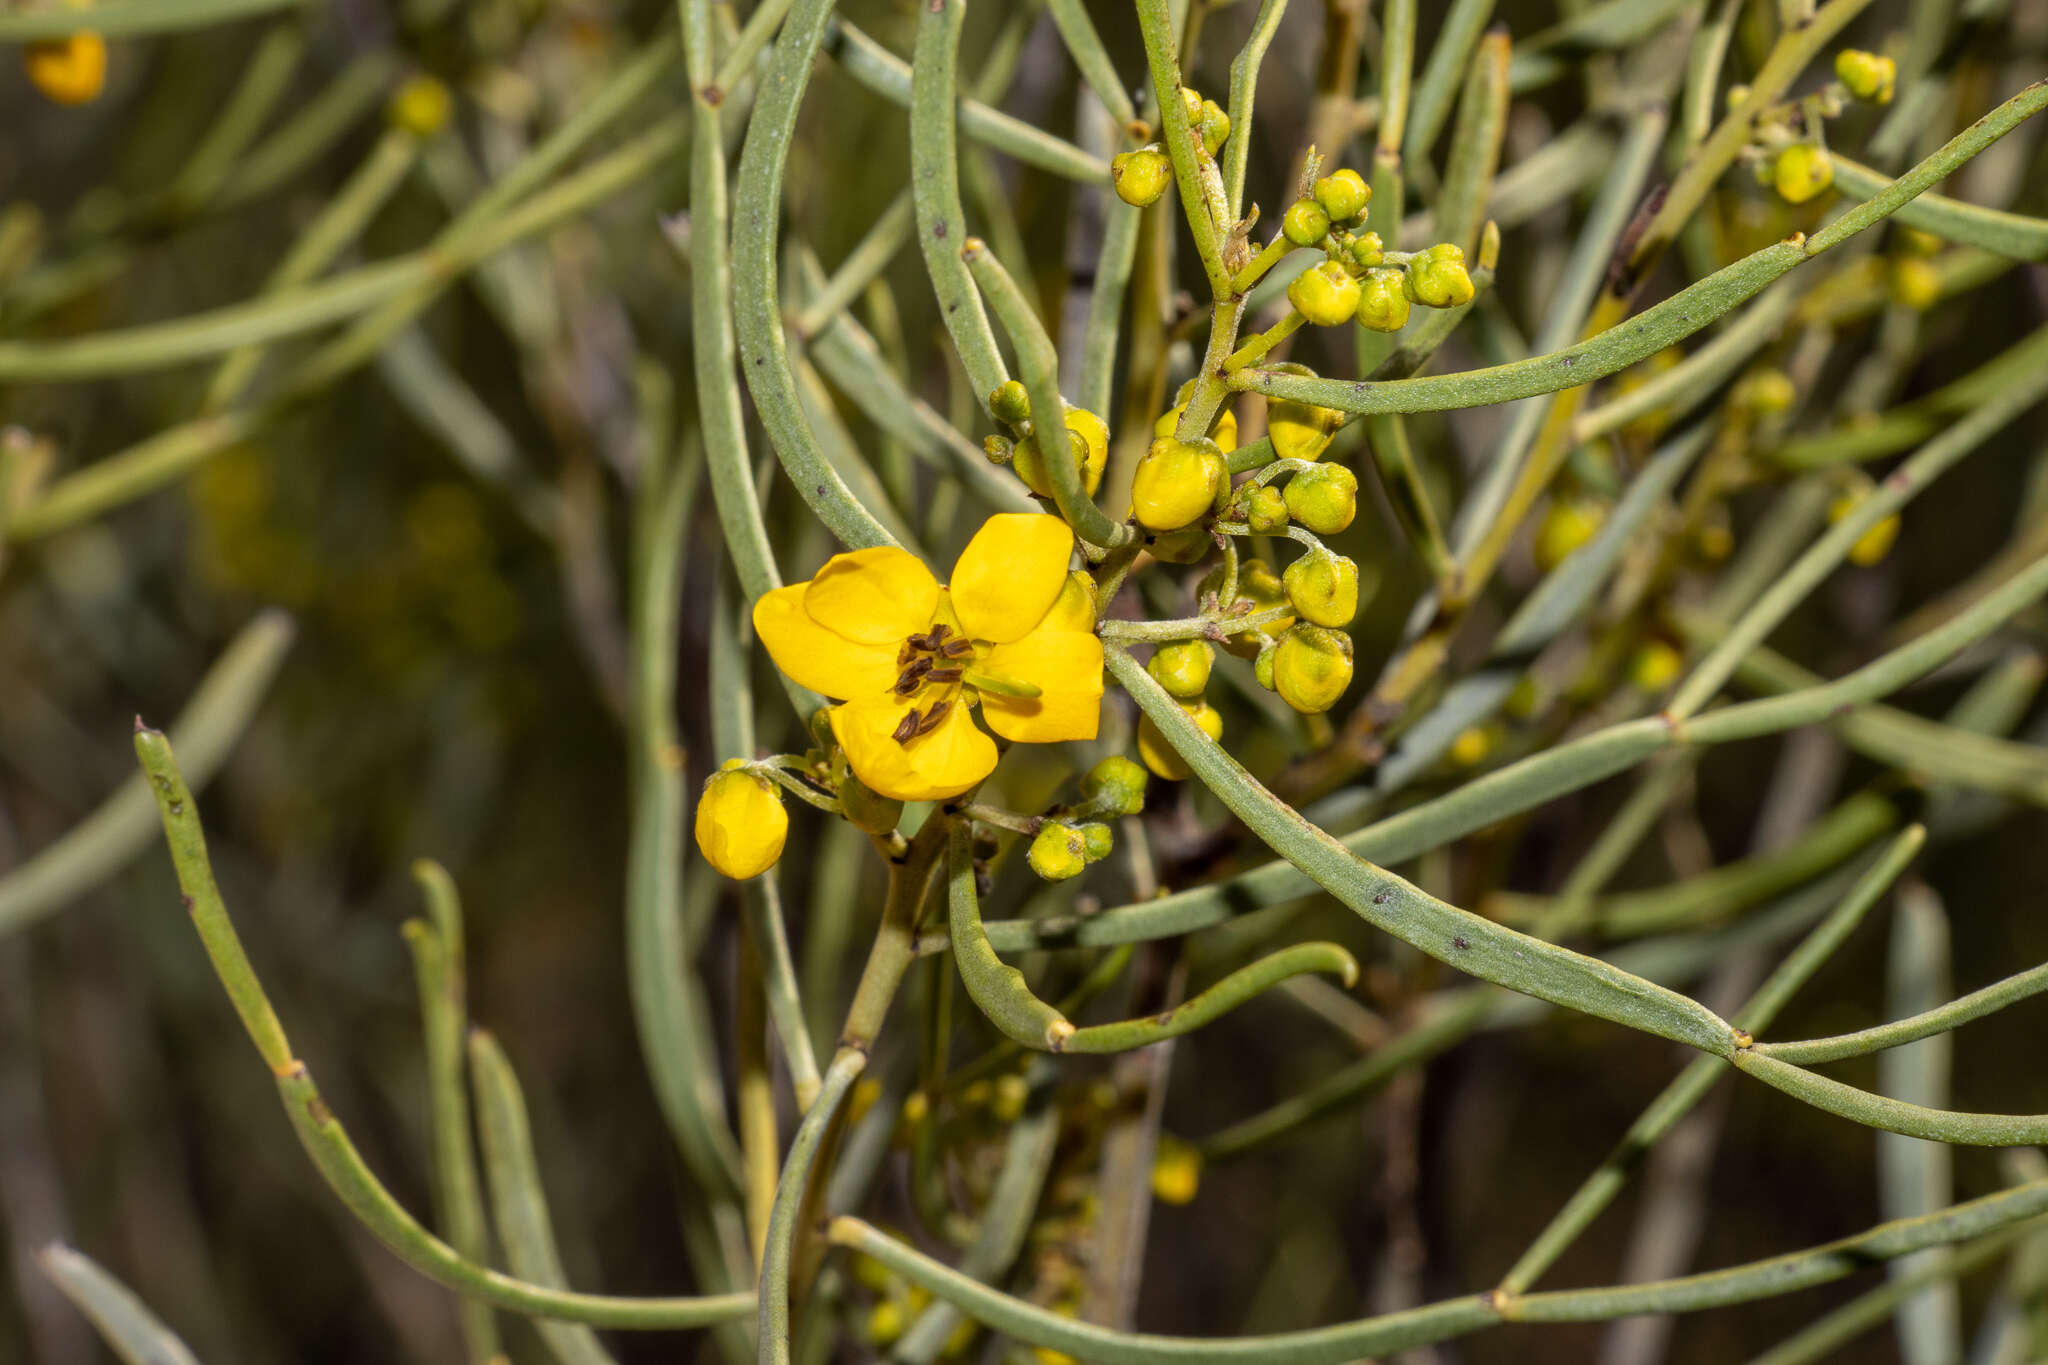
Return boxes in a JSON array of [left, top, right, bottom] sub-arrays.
[[1283, 462, 1358, 536], [1772, 143, 1834, 204], [988, 379, 1031, 426], [1282, 197, 1332, 247], [1283, 550, 1360, 627], [1355, 268, 1410, 332], [1111, 146, 1173, 206], [1313, 168, 1370, 222], [838, 770, 904, 836], [1834, 48, 1895, 104], [1246, 484, 1290, 534], [1288, 260, 1362, 327], [1197, 98, 1231, 156], [1013, 406, 1110, 499], [1079, 822, 1113, 862], [1348, 231, 1385, 268], [1272, 624, 1354, 714], [1132, 436, 1227, 532], [1253, 641, 1277, 690], [1082, 755, 1150, 816], [1027, 823, 1089, 881], [1207, 557, 1294, 657], [1404, 243, 1474, 308], [983, 433, 1012, 464], [1148, 639, 1214, 699]]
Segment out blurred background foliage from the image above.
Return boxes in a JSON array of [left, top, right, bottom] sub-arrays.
[[1, 0, 2046, 1362]]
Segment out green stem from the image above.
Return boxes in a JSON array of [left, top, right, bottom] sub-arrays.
[[1134, 0, 1234, 300]]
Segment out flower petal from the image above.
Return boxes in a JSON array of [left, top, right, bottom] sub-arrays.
[[950, 514, 1075, 644], [831, 695, 998, 802], [978, 627, 1104, 743], [803, 547, 939, 645], [753, 586, 900, 700]]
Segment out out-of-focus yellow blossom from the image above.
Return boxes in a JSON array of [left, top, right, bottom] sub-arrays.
[[25, 29, 106, 105], [1151, 1134, 1203, 1204], [754, 515, 1102, 801]]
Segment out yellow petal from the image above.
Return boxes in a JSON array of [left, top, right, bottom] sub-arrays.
[[1038, 571, 1098, 634], [950, 514, 1075, 644], [979, 628, 1104, 744], [753, 586, 900, 700], [831, 696, 998, 802], [803, 547, 939, 645]]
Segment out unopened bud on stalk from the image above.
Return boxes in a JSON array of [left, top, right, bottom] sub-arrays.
[[1148, 639, 1214, 699], [1283, 550, 1360, 627], [1013, 407, 1109, 499], [1082, 756, 1149, 815], [1111, 146, 1173, 206], [1289, 260, 1362, 326], [1208, 558, 1294, 656], [988, 379, 1031, 426], [1132, 436, 1228, 531], [1284, 463, 1358, 535], [1404, 242, 1475, 308], [1272, 625, 1354, 713], [1313, 168, 1371, 222], [1027, 823, 1089, 881], [1835, 49, 1896, 104], [1772, 143, 1834, 204], [1282, 198, 1332, 247], [694, 762, 787, 879], [1246, 484, 1290, 534], [1355, 269, 1410, 332], [1136, 699, 1223, 781]]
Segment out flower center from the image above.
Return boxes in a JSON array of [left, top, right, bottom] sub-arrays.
[[890, 623, 978, 745]]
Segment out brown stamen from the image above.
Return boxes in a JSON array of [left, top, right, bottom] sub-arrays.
[[917, 701, 952, 734], [940, 638, 974, 657], [892, 709, 922, 744], [928, 623, 950, 643], [925, 667, 964, 684]]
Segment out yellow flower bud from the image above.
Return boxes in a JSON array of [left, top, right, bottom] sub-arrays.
[[1132, 436, 1227, 531], [1080, 822, 1113, 862], [1111, 146, 1173, 207], [24, 30, 106, 105], [1896, 227, 1941, 257], [1264, 363, 1343, 463], [1534, 496, 1606, 571], [1725, 83, 1751, 109], [850, 1249, 894, 1292], [1148, 639, 1214, 699], [1772, 143, 1834, 204], [1136, 699, 1223, 781], [1355, 268, 1411, 332], [1313, 168, 1371, 223], [1829, 493, 1901, 566], [1283, 462, 1358, 536], [1272, 625, 1354, 714], [1288, 260, 1362, 327], [1013, 406, 1109, 499], [1404, 242, 1474, 308], [1282, 197, 1332, 247], [867, 1299, 907, 1345], [1197, 98, 1231, 156], [1349, 231, 1386, 268], [1083, 755, 1149, 816], [1736, 367, 1797, 414], [1151, 1134, 1203, 1205], [1449, 726, 1494, 767], [988, 378, 1031, 426], [1835, 48, 1896, 104], [1253, 642, 1277, 691], [694, 764, 787, 879], [848, 1077, 883, 1125], [1028, 823, 1089, 881], [1282, 550, 1360, 627], [1033, 1350, 1080, 1365], [1628, 641, 1685, 692], [389, 75, 454, 138], [1209, 557, 1294, 657], [1887, 256, 1941, 311], [992, 1072, 1029, 1123], [1246, 484, 1290, 534]]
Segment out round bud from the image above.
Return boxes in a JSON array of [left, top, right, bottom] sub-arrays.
[[1283, 462, 1358, 535], [1888, 256, 1941, 311], [1628, 641, 1685, 693], [1896, 226, 1941, 257], [1272, 625, 1354, 714], [1027, 823, 1089, 881], [1112, 146, 1173, 207], [1155, 380, 1239, 452], [1082, 756, 1149, 816], [1148, 640, 1214, 699], [1834, 49, 1896, 104], [867, 1299, 907, 1346], [1207, 557, 1294, 657], [1282, 197, 1332, 247], [1736, 368, 1797, 415], [1283, 550, 1360, 627], [389, 75, 453, 137], [1132, 436, 1227, 531], [1253, 642, 1277, 691], [24, 30, 107, 105], [991, 1072, 1030, 1122], [1348, 231, 1386, 268], [988, 378, 1031, 426], [1179, 87, 1205, 125], [1079, 822, 1114, 863], [1013, 406, 1110, 499], [1449, 726, 1493, 767], [1246, 484, 1290, 534], [1313, 168, 1371, 222], [1829, 493, 1902, 566], [1725, 83, 1751, 109], [1264, 365, 1345, 463], [694, 764, 788, 879], [983, 434, 1013, 465], [1772, 143, 1834, 204], [1404, 243, 1474, 309], [1197, 99, 1231, 156], [1534, 496, 1606, 571], [1150, 1135, 1203, 1205], [1136, 699, 1223, 781], [1355, 268, 1411, 332], [838, 770, 903, 836], [1288, 260, 1362, 327], [1148, 526, 1214, 564]]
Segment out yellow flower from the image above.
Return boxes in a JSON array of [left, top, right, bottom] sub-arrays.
[[1151, 1134, 1202, 1204], [753, 515, 1104, 802], [694, 764, 788, 879], [24, 29, 106, 105]]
